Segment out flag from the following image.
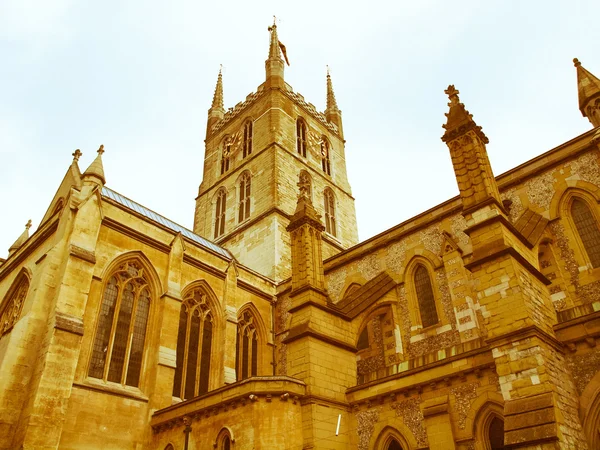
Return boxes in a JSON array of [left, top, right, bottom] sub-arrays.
[[279, 41, 290, 66]]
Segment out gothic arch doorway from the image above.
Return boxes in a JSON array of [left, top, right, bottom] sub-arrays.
[[387, 438, 403, 450]]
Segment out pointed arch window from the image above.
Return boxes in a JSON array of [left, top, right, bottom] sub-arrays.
[[89, 261, 151, 387], [221, 139, 231, 175], [414, 264, 438, 328], [236, 310, 258, 380], [296, 118, 307, 157], [172, 288, 214, 399], [238, 172, 251, 223], [321, 137, 331, 176], [324, 188, 337, 237], [214, 189, 227, 238], [0, 273, 29, 336], [571, 198, 600, 268], [243, 120, 253, 158]]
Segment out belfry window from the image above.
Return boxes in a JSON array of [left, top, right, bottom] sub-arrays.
[[236, 311, 258, 380], [238, 172, 251, 223], [571, 198, 600, 268], [296, 118, 307, 157], [0, 273, 29, 336], [221, 139, 231, 174], [414, 264, 438, 328], [321, 137, 331, 176], [214, 189, 227, 238], [324, 188, 337, 237], [89, 261, 151, 388], [243, 121, 253, 158], [172, 288, 213, 400]]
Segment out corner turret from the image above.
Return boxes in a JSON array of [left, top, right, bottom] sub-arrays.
[[574, 58, 600, 127], [8, 220, 32, 257], [82, 145, 106, 187]]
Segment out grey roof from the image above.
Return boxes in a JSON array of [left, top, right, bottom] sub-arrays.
[[101, 187, 231, 260]]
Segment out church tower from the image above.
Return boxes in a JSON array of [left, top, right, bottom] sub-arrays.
[[193, 22, 358, 281]]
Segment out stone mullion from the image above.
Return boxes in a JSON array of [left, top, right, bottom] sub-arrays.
[[180, 305, 192, 399], [103, 279, 124, 382], [121, 284, 142, 385], [195, 314, 205, 396]]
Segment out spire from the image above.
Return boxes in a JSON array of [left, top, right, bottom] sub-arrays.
[[211, 67, 224, 110], [574, 58, 600, 127], [325, 67, 339, 112], [265, 19, 285, 88], [83, 145, 106, 185], [441, 85, 488, 144], [8, 220, 32, 256], [324, 67, 344, 138]]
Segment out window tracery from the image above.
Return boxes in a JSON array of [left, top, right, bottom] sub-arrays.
[[296, 118, 307, 157], [0, 274, 29, 336], [238, 172, 251, 223], [414, 264, 438, 328], [214, 189, 227, 238], [324, 188, 337, 237], [571, 197, 600, 268], [243, 121, 253, 158], [89, 261, 151, 388], [172, 288, 214, 399], [236, 310, 258, 380]]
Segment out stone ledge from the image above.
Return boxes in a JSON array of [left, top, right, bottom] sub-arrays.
[[54, 311, 84, 336]]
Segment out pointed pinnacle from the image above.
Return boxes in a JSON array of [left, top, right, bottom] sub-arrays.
[[441, 85, 488, 144], [267, 22, 282, 60], [25, 219, 32, 230], [326, 68, 339, 112], [83, 144, 106, 184], [573, 57, 600, 115], [9, 219, 32, 254], [211, 68, 224, 110]]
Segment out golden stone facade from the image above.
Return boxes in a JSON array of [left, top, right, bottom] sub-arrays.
[[2, 24, 600, 450]]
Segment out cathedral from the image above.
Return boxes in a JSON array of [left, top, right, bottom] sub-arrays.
[[1, 22, 600, 450]]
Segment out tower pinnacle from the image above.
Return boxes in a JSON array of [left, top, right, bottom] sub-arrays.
[[211, 67, 224, 110], [324, 67, 344, 138], [83, 145, 106, 185], [206, 67, 225, 137], [441, 85, 488, 144], [574, 58, 600, 127], [265, 22, 285, 88]]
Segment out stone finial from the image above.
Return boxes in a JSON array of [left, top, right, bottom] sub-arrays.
[[8, 219, 32, 255], [573, 57, 600, 126], [83, 144, 106, 185], [441, 85, 488, 144], [72, 149, 82, 162]]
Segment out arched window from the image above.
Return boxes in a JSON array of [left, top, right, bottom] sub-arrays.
[[488, 417, 505, 450], [571, 198, 600, 268], [296, 118, 307, 157], [172, 288, 214, 400], [215, 428, 234, 449], [89, 261, 151, 387], [238, 172, 251, 223], [221, 138, 231, 174], [321, 137, 331, 176], [414, 264, 438, 328], [357, 327, 369, 351], [243, 120, 253, 158], [222, 436, 231, 450], [299, 171, 312, 199], [0, 273, 29, 336], [387, 439, 403, 450], [214, 189, 227, 239], [324, 188, 337, 237], [236, 310, 258, 380]]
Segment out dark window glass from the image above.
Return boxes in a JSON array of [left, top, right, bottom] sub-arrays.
[[239, 174, 251, 222], [357, 327, 369, 350], [108, 282, 135, 383], [126, 288, 150, 387], [89, 277, 118, 379], [172, 306, 188, 397], [251, 334, 258, 376], [388, 439, 403, 450], [489, 417, 505, 450], [243, 121, 253, 158], [214, 190, 226, 238], [414, 265, 438, 328], [296, 119, 307, 157], [223, 436, 231, 450], [572, 198, 600, 267], [242, 332, 249, 380], [184, 312, 200, 400], [199, 319, 212, 395]]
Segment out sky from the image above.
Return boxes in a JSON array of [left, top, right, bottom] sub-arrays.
[[1, 0, 599, 256]]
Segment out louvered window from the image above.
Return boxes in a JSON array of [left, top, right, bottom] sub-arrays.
[[296, 119, 307, 157], [243, 121, 253, 158], [324, 189, 337, 237], [236, 311, 258, 380], [238, 173, 251, 223], [214, 189, 227, 238]]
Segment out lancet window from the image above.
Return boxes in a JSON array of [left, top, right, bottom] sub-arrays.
[[0, 273, 29, 336], [296, 118, 307, 157], [414, 264, 438, 328], [236, 310, 258, 380], [214, 189, 227, 238], [221, 139, 231, 174], [324, 188, 337, 237], [89, 261, 151, 388], [321, 137, 331, 176], [571, 198, 600, 268], [243, 120, 253, 158], [172, 288, 214, 400], [238, 172, 251, 223]]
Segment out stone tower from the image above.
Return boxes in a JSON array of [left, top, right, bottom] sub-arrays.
[[193, 23, 358, 281]]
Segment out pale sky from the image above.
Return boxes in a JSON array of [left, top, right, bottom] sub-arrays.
[[1, 0, 599, 257]]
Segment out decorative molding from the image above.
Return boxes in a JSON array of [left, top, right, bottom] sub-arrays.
[[69, 244, 96, 264]]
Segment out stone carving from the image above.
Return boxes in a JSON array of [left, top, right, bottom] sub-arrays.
[[1, 277, 29, 335]]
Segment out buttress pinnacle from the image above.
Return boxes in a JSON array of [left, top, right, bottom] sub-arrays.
[[573, 58, 600, 125], [441, 85, 488, 144]]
